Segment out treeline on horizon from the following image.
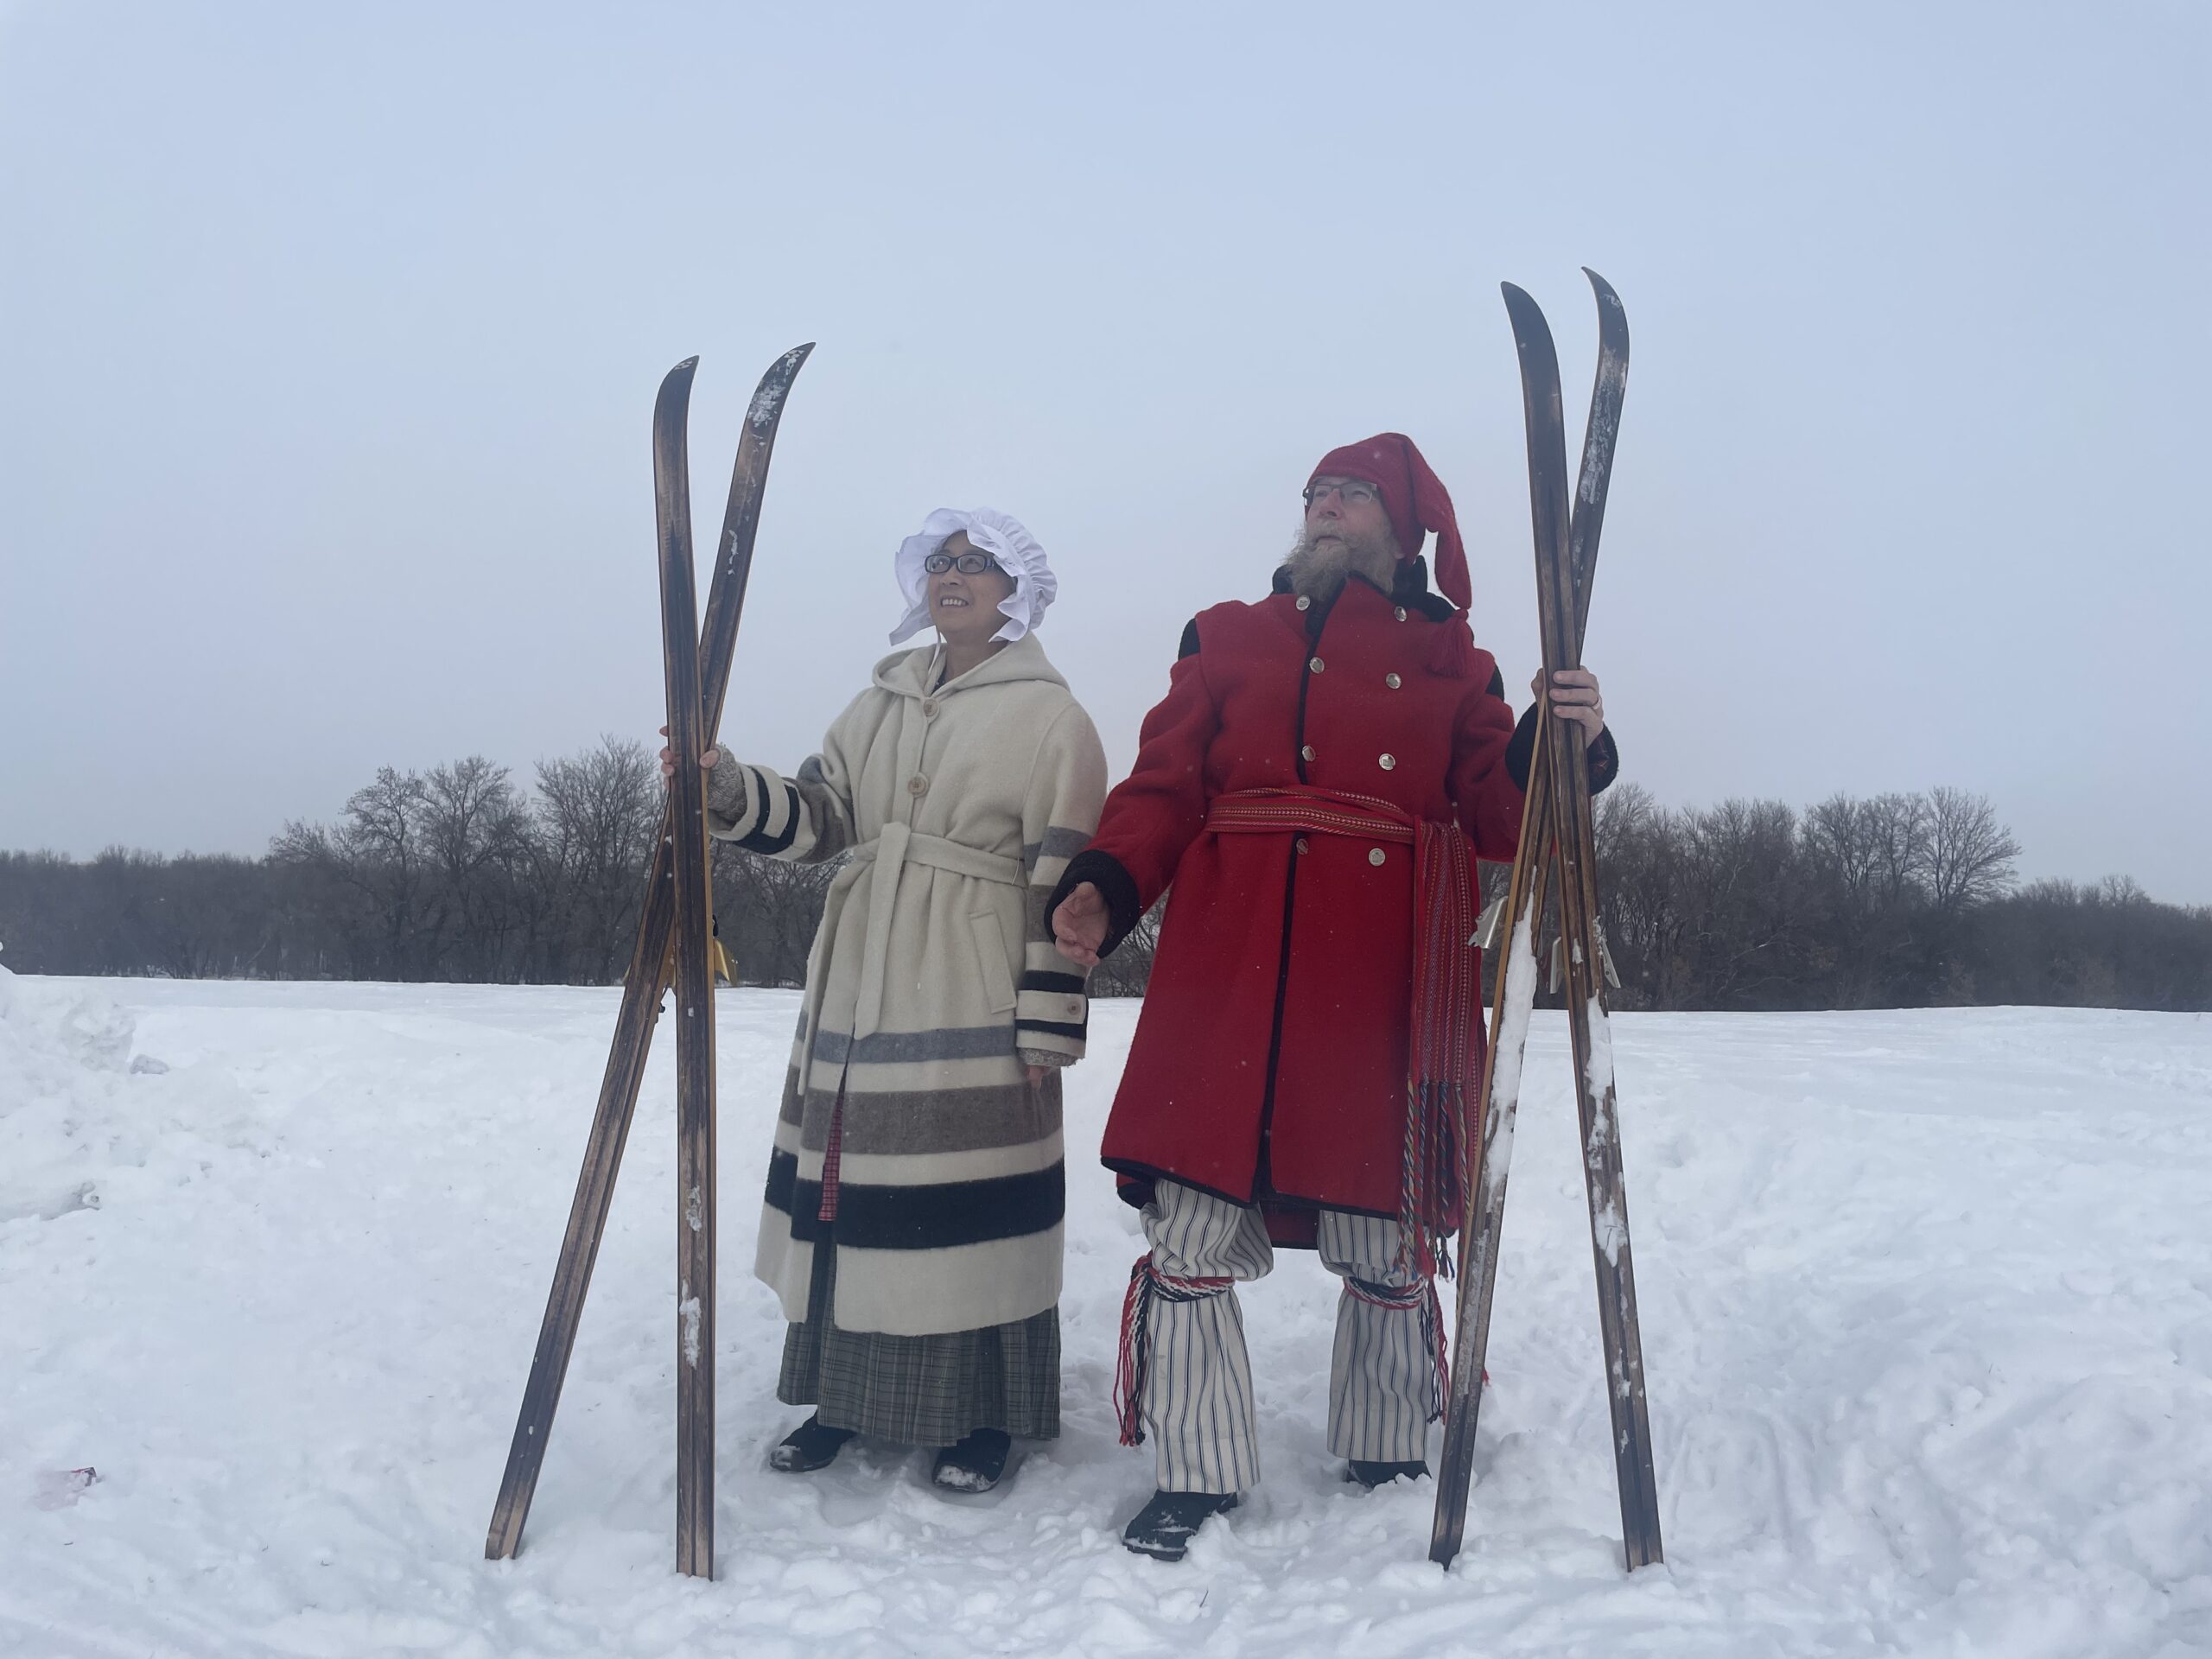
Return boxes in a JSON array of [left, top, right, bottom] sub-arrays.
[[1, 740, 2207, 1013]]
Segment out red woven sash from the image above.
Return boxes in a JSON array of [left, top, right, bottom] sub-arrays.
[[1205, 787, 1483, 1275]]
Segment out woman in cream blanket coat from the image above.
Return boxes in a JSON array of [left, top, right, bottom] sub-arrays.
[[694, 507, 1106, 1493]]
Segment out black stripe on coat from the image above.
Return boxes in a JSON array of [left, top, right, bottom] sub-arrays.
[[739, 778, 805, 855], [1016, 1017, 1087, 1041], [765, 1150, 1065, 1249], [1019, 969, 1087, 995]]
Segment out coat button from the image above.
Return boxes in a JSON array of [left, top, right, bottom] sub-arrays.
[[1309, 656, 1325, 673], [921, 699, 938, 717], [1064, 998, 1084, 1019], [1296, 837, 1310, 854], [1394, 607, 1408, 621], [907, 773, 928, 796], [1300, 744, 1315, 762], [1295, 594, 1311, 611], [1369, 848, 1386, 866], [1385, 673, 1402, 690], [1379, 753, 1396, 771]]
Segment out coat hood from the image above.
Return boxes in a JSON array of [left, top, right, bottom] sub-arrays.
[[871, 631, 1069, 700]]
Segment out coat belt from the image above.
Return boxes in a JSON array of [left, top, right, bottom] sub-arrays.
[[1205, 785, 1416, 843], [846, 822, 1027, 1039], [1205, 785, 1481, 1276]]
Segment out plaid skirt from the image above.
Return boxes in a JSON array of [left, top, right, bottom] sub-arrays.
[[777, 1238, 1061, 1446]]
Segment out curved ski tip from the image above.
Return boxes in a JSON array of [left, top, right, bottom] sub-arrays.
[[766, 342, 816, 378], [1499, 283, 1552, 333], [747, 344, 817, 433], [755, 342, 816, 390], [656, 359, 700, 406], [1582, 269, 1624, 309]]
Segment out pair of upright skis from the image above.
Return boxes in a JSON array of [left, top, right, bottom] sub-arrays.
[[483, 345, 813, 1580], [1429, 274, 1663, 1571]]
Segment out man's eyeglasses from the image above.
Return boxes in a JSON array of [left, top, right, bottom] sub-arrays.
[[1303, 480, 1380, 508], [924, 550, 1000, 575]]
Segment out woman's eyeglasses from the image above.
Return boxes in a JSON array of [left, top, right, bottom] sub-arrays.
[[924, 550, 1000, 575]]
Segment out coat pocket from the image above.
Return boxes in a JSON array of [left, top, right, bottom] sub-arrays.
[[969, 912, 1018, 1014]]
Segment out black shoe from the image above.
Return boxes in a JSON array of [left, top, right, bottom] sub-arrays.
[[1121, 1489, 1239, 1560], [768, 1414, 855, 1472], [931, 1428, 1012, 1493], [1345, 1458, 1431, 1490]]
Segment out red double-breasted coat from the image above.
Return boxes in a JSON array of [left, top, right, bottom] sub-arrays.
[[1061, 570, 1535, 1230]]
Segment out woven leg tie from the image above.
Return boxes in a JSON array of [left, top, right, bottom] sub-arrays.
[[1346, 1273, 1449, 1423], [1113, 1255, 1234, 1448]]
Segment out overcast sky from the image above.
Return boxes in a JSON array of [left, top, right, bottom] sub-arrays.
[[3, 1, 2207, 902]]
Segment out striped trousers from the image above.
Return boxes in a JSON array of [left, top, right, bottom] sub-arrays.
[[1134, 1179, 1436, 1495]]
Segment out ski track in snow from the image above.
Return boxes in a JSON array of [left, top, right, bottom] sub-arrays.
[[3, 967, 2210, 1657]]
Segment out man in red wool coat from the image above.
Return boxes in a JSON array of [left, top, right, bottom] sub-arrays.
[[1047, 433, 1616, 1560]]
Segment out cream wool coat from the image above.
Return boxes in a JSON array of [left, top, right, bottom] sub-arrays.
[[710, 632, 1107, 1337]]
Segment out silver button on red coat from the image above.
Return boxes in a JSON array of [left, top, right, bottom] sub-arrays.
[[1369, 848, 1386, 866], [1394, 607, 1408, 621], [907, 773, 928, 796], [1385, 673, 1402, 690], [1378, 753, 1396, 770], [1300, 744, 1315, 762], [1296, 836, 1310, 855], [1295, 594, 1312, 611], [1308, 657, 1325, 673]]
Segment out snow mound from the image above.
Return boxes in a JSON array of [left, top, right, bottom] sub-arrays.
[[0, 963, 267, 1227], [0, 963, 137, 1224], [0, 957, 137, 1072]]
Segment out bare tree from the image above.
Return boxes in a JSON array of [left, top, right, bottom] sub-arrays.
[[1863, 791, 1932, 909], [1677, 798, 1814, 1007], [1803, 793, 1878, 905], [417, 756, 531, 979], [533, 736, 661, 982], [1923, 786, 2022, 914], [337, 766, 433, 976], [1592, 782, 1689, 1007]]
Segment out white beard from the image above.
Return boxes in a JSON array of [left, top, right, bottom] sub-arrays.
[[1286, 521, 1400, 604]]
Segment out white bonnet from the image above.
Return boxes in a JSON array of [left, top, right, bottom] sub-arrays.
[[888, 507, 1058, 645]]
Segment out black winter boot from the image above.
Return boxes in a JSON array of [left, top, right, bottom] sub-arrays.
[[1345, 1458, 1430, 1489], [768, 1414, 855, 1472], [1121, 1490, 1239, 1560], [931, 1428, 1012, 1493]]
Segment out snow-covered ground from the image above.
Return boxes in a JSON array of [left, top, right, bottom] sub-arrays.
[[3, 965, 2208, 1658]]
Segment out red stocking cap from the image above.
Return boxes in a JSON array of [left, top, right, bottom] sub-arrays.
[[1309, 432, 1477, 675]]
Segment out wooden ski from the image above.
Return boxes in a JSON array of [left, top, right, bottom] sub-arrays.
[[485, 344, 812, 1565], [1433, 273, 1655, 1568]]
